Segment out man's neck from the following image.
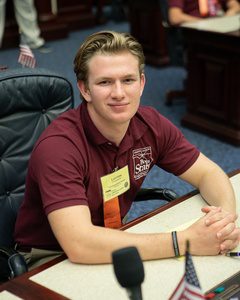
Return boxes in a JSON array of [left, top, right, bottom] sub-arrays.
[[96, 122, 129, 147], [87, 105, 129, 147]]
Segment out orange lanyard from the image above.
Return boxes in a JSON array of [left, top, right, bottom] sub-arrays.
[[104, 196, 122, 229]]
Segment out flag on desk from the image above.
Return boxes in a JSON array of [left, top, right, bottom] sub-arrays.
[[18, 44, 36, 68], [169, 241, 205, 300]]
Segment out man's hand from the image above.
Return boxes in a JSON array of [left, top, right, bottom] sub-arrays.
[[180, 208, 239, 255], [201, 206, 240, 254]]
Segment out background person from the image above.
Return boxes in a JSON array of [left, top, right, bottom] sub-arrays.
[[168, 0, 240, 25]]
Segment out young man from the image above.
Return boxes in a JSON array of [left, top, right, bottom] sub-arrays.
[[168, 0, 240, 25], [14, 31, 239, 268]]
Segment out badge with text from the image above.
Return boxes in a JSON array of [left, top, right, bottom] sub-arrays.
[[100, 165, 130, 202]]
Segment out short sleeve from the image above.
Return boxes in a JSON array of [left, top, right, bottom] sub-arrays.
[[30, 136, 88, 215]]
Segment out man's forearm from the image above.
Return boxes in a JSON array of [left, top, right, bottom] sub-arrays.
[[67, 226, 175, 264], [198, 167, 236, 213], [49, 206, 176, 264], [49, 199, 240, 265], [179, 153, 236, 213], [169, 8, 200, 25], [55, 213, 238, 265]]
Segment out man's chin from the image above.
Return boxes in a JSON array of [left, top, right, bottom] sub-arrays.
[[110, 112, 136, 124]]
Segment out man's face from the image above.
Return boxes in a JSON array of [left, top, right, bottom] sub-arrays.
[[78, 51, 145, 130]]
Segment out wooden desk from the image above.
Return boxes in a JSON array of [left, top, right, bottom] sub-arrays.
[[127, 0, 170, 66], [0, 170, 240, 300], [181, 15, 240, 146]]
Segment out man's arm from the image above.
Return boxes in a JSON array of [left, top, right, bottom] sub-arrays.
[[179, 152, 236, 213], [48, 202, 239, 264], [168, 7, 200, 25], [179, 152, 239, 253], [225, 0, 240, 16]]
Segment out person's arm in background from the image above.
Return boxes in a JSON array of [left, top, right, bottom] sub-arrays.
[[225, 0, 240, 16], [168, 7, 200, 25]]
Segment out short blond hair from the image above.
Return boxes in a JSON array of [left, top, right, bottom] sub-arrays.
[[73, 31, 145, 84]]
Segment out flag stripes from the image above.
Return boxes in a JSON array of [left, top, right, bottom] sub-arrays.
[[18, 45, 36, 68], [169, 241, 205, 300]]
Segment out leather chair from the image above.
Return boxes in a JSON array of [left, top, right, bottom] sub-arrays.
[[0, 68, 178, 282], [0, 68, 74, 281]]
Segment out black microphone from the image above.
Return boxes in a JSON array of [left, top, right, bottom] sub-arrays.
[[112, 246, 145, 300]]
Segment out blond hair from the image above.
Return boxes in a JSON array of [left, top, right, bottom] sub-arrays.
[[73, 31, 145, 84]]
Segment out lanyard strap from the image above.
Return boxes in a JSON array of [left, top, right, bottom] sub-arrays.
[[104, 196, 122, 229]]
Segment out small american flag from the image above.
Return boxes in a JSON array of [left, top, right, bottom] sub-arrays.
[[169, 241, 205, 300], [18, 44, 36, 68]]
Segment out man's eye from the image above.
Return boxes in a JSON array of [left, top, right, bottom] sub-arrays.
[[99, 80, 110, 85], [124, 78, 135, 84]]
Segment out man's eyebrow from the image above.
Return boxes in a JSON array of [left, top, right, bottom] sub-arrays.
[[123, 74, 138, 78], [95, 76, 112, 81], [96, 74, 137, 80]]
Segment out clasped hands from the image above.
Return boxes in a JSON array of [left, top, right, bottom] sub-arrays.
[[202, 206, 240, 255], [185, 206, 240, 256]]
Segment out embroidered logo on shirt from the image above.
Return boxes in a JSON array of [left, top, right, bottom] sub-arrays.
[[132, 147, 153, 180]]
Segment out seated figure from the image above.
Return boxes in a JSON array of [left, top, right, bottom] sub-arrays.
[[168, 0, 240, 25]]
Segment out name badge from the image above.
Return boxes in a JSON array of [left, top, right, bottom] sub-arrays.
[[100, 165, 130, 202]]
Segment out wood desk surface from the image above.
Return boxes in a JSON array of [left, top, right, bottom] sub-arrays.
[[1, 170, 240, 300]]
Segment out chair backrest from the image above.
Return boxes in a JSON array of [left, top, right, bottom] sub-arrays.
[[0, 68, 74, 247]]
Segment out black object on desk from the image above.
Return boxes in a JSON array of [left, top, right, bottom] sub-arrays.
[[112, 246, 144, 300]]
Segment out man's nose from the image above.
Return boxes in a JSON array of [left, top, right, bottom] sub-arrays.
[[111, 82, 125, 99]]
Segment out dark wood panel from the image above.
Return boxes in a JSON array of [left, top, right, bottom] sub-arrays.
[[35, 0, 69, 41], [127, 0, 170, 66], [189, 53, 229, 121], [182, 28, 240, 145], [57, 0, 95, 30], [1, 1, 20, 48]]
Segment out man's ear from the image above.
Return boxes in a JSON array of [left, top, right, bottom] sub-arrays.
[[77, 81, 91, 102], [140, 73, 146, 97]]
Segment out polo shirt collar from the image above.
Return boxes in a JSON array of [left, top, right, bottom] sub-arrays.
[[121, 115, 148, 152], [80, 101, 107, 145], [80, 102, 148, 150]]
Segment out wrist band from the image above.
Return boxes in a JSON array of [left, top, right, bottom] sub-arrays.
[[171, 231, 180, 257]]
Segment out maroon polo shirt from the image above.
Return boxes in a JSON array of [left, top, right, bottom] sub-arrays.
[[14, 102, 199, 250], [168, 0, 228, 17]]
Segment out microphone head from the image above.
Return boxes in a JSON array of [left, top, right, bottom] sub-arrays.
[[112, 246, 145, 288]]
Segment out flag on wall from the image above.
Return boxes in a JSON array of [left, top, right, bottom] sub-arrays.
[[169, 241, 205, 300], [18, 44, 36, 68]]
